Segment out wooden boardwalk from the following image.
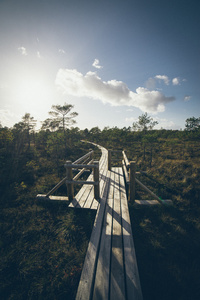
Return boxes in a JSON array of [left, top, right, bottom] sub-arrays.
[[69, 145, 108, 210], [37, 142, 173, 299], [69, 145, 143, 300]]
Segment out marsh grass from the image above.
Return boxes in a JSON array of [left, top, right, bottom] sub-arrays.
[[0, 131, 200, 299], [0, 196, 95, 300], [128, 139, 200, 300], [130, 205, 200, 300]]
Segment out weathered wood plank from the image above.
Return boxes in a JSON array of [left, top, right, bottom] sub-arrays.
[[129, 161, 136, 203], [92, 169, 114, 299], [135, 178, 162, 204], [82, 187, 95, 209], [36, 194, 69, 201], [73, 150, 93, 164], [110, 167, 126, 300], [69, 145, 108, 210], [119, 168, 143, 300], [77, 184, 94, 208], [122, 150, 130, 169], [134, 199, 173, 206], [73, 159, 93, 181], [122, 159, 129, 184], [99, 151, 107, 171], [75, 169, 110, 300], [91, 161, 108, 210], [75, 145, 143, 299], [69, 169, 94, 208], [68, 184, 89, 208]]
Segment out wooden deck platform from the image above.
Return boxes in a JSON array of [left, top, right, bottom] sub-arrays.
[[68, 146, 108, 210], [76, 168, 142, 300], [75, 165, 143, 299], [66, 145, 143, 299]]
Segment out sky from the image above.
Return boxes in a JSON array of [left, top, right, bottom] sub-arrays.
[[0, 0, 199, 130]]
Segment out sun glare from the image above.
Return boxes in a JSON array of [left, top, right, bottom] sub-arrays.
[[12, 70, 53, 116], [16, 79, 49, 104]]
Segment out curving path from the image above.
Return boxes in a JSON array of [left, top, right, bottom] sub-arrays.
[[71, 143, 143, 300]]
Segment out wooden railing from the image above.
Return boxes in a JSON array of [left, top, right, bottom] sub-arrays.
[[65, 159, 99, 201], [37, 150, 100, 200], [108, 149, 172, 205], [38, 147, 172, 205]]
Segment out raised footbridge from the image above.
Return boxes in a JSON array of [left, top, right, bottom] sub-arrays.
[[71, 144, 143, 300], [37, 142, 172, 299]]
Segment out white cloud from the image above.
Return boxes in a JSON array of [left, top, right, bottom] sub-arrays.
[[18, 46, 27, 56], [37, 51, 41, 59], [92, 59, 103, 69], [145, 77, 156, 90], [155, 75, 170, 85], [172, 77, 180, 85], [55, 69, 175, 114], [0, 83, 8, 89], [59, 49, 66, 54], [184, 95, 191, 102]]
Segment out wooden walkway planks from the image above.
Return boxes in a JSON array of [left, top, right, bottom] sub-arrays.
[[69, 146, 108, 210], [92, 169, 115, 299], [119, 167, 143, 300], [76, 166, 143, 300], [75, 169, 110, 300], [110, 167, 126, 300], [68, 144, 143, 300]]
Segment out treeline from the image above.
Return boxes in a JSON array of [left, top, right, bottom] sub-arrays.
[[1, 111, 200, 203]]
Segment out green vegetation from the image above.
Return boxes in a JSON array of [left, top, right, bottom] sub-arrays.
[[132, 112, 158, 132], [0, 111, 200, 299]]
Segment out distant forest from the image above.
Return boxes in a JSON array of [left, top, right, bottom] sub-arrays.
[[0, 107, 200, 299]]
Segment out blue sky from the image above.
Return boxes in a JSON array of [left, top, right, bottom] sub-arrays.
[[0, 0, 199, 130]]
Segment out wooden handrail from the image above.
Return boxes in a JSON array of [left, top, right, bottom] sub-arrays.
[[65, 180, 99, 185], [135, 178, 163, 204], [128, 161, 136, 203], [73, 160, 93, 181], [45, 150, 95, 198], [122, 150, 130, 169], [121, 151, 169, 205], [122, 159, 129, 184], [66, 161, 74, 201], [73, 150, 94, 164], [65, 160, 100, 201], [65, 163, 99, 169]]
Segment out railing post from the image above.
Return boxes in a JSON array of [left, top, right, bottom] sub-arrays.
[[65, 160, 74, 201], [108, 149, 111, 171], [129, 161, 136, 203], [90, 149, 94, 161], [93, 161, 100, 200]]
